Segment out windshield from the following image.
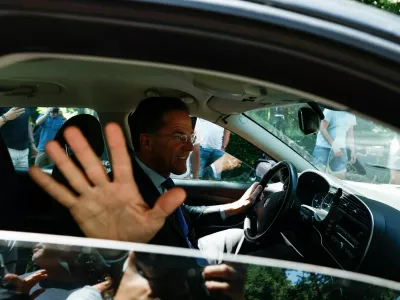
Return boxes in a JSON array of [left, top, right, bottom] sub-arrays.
[[0, 234, 399, 300], [245, 104, 400, 185]]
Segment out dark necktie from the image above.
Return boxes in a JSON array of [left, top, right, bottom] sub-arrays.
[[161, 178, 194, 249]]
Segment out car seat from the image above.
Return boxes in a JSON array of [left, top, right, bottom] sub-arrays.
[[51, 114, 106, 237]]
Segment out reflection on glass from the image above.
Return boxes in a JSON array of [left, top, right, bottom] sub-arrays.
[[0, 239, 399, 300]]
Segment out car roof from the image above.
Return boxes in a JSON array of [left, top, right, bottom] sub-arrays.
[[0, 54, 314, 121]]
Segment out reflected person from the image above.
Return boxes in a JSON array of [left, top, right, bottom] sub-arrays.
[[4, 243, 110, 300], [113, 252, 246, 300]]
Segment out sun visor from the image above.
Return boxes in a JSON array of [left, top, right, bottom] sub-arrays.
[[194, 74, 302, 114]]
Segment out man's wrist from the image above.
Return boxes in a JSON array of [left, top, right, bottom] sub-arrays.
[[1, 114, 8, 122], [224, 202, 246, 218]]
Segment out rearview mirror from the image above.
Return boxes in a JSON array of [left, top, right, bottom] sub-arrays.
[[298, 107, 321, 135]]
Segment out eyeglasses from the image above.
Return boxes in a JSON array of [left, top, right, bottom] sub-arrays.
[[151, 133, 197, 144]]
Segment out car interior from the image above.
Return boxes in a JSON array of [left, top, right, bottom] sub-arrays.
[[0, 53, 399, 287]]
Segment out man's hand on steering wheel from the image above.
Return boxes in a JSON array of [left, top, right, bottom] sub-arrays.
[[224, 183, 263, 218], [244, 161, 298, 243]]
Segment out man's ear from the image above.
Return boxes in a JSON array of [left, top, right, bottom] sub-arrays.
[[139, 134, 152, 149]]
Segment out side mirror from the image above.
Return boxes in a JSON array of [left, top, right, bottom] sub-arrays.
[[298, 107, 321, 135]]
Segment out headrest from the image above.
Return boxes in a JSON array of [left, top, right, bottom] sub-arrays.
[[53, 114, 104, 157], [50, 115, 105, 236]]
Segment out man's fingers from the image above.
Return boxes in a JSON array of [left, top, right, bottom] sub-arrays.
[[251, 186, 263, 201], [202, 264, 238, 281], [244, 182, 258, 197], [3, 274, 21, 287], [204, 281, 230, 292], [93, 277, 113, 293], [45, 140, 92, 194], [63, 127, 109, 187], [29, 166, 78, 209], [105, 123, 134, 184], [148, 188, 186, 221], [26, 271, 48, 290], [25, 269, 47, 280]]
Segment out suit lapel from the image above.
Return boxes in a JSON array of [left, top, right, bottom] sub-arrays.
[[130, 153, 188, 243]]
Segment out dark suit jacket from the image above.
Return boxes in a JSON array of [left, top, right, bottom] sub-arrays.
[[130, 152, 224, 248]]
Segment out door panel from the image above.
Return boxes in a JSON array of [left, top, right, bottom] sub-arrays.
[[174, 179, 284, 237], [175, 179, 251, 206]]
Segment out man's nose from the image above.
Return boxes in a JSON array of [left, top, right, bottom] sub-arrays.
[[184, 139, 194, 151]]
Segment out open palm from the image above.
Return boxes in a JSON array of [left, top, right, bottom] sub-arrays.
[[29, 123, 186, 243]]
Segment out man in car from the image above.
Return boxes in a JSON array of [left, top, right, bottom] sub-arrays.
[[125, 97, 260, 256], [29, 98, 259, 298], [30, 97, 261, 256], [35, 107, 65, 168]]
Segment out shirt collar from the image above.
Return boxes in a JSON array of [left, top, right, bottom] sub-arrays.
[[135, 156, 167, 193]]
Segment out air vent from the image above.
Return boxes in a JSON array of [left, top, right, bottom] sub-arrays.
[[339, 191, 372, 228]]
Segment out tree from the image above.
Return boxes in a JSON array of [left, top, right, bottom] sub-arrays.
[[245, 265, 294, 300], [355, 0, 400, 15]]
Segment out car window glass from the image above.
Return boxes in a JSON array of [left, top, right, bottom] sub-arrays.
[[0, 237, 398, 300], [171, 118, 268, 183], [0, 107, 107, 170]]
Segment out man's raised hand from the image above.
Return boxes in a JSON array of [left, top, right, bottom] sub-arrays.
[[29, 123, 186, 243]]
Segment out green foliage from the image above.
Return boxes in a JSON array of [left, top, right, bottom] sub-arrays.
[[244, 266, 399, 300], [355, 0, 400, 15], [245, 266, 293, 300], [225, 133, 263, 168]]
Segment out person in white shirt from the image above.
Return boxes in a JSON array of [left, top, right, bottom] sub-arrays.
[[193, 118, 230, 180], [388, 134, 400, 184], [313, 109, 357, 179]]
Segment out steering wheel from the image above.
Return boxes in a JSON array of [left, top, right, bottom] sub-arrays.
[[244, 161, 298, 243]]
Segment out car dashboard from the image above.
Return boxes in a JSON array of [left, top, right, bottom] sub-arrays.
[[295, 170, 400, 282]]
